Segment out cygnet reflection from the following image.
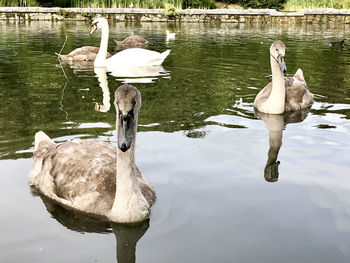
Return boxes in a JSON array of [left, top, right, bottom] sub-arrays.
[[255, 108, 310, 182], [58, 59, 95, 72], [94, 67, 111, 113], [32, 190, 150, 263]]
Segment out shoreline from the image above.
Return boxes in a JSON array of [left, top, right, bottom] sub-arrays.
[[1, 7, 350, 23]]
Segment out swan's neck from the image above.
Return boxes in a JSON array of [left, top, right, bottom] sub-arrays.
[[109, 117, 149, 223], [94, 25, 109, 67], [265, 56, 285, 114]]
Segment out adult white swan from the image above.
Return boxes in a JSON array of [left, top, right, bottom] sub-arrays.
[[90, 17, 171, 68], [30, 84, 156, 223], [254, 40, 313, 114]]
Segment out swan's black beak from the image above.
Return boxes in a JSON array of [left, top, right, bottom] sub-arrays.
[[118, 112, 134, 152], [277, 55, 287, 74], [90, 24, 98, 35]]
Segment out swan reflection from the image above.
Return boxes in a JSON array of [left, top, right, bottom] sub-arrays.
[[255, 108, 310, 182], [33, 192, 149, 263], [57, 60, 169, 84], [94, 67, 111, 113], [109, 65, 169, 84]]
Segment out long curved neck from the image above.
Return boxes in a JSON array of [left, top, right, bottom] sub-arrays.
[[94, 25, 109, 67], [265, 56, 285, 114], [109, 114, 149, 223]]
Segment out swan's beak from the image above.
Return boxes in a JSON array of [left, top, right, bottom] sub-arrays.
[[277, 55, 287, 74], [94, 102, 101, 111], [90, 24, 98, 35], [118, 113, 134, 152]]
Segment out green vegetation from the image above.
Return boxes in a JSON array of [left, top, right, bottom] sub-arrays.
[[1, 0, 350, 9], [182, 0, 215, 8], [0, 0, 38, 6], [285, 0, 350, 10], [0, 0, 185, 9], [37, 0, 185, 9], [165, 3, 176, 17], [238, 0, 286, 9]]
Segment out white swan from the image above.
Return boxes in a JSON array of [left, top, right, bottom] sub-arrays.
[[166, 30, 176, 41], [30, 84, 156, 223], [254, 40, 313, 114], [90, 17, 171, 68]]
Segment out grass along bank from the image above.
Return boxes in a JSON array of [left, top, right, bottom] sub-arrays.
[[0, 0, 199, 9], [285, 0, 350, 10], [1, 0, 350, 10]]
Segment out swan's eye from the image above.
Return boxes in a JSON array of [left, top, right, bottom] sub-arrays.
[[276, 48, 278, 51]]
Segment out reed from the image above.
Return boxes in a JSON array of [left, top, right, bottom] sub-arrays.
[[0, 0, 187, 9], [0, 0, 39, 6], [285, 0, 350, 10]]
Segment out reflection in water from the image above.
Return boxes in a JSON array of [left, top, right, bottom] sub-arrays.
[[94, 67, 111, 113], [110, 65, 169, 84], [58, 82, 70, 120], [33, 190, 149, 263], [255, 108, 310, 182], [57, 60, 169, 84], [113, 222, 149, 263], [58, 59, 95, 72]]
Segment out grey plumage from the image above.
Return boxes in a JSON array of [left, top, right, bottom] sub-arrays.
[[30, 85, 156, 222]]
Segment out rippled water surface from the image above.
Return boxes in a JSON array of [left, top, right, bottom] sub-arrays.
[[1, 20, 350, 262]]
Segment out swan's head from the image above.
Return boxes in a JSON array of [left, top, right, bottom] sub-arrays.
[[90, 17, 108, 34], [270, 40, 287, 74], [114, 84, 141, 152]]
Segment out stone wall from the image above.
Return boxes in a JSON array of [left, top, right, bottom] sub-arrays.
[[1, 7, 350, 23]]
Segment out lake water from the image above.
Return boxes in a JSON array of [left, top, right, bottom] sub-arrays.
[[1, 20, 350, 263]]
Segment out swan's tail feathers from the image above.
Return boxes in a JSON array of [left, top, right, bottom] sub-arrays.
[[34, 131, 56, 152], [294, 68, 305, 82], [160, 50, 171, 63], [55, 52, 65, 61], [31, 131, 56, 185]]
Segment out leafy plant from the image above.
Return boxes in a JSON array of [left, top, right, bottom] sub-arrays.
[[165, 3, 176, 17]]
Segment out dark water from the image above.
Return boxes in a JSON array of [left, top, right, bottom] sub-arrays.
[[1, 20, 350, 262]]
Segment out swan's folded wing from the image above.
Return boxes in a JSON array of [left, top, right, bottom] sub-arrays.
[[42, 140, 117, 211], [135, 167, 156, 206], [67, 46, 99, 56], [285, 79, 313, 111]]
